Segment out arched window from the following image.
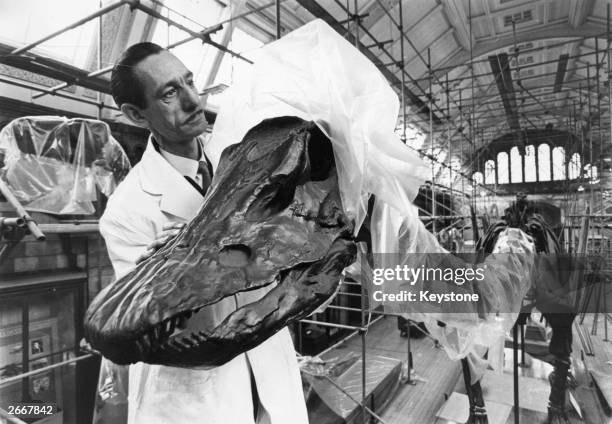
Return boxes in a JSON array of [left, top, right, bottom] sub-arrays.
[[524, 145, 536, 182], [497, 152, 509, 184], [552, 147, 566, 180], [568, 152, 581, 179], [538, 144, 551, 182], [584, 164, 598, 182], [485, 160, 496, 184], [510, 146, 523, 183], [584, 163, 592, 180], [473, 172, 484, 185]]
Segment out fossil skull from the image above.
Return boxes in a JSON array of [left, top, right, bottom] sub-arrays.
[[85, 117, 357, 367]]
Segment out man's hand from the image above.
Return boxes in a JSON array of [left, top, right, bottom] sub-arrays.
[[136, 222, 185, 264]]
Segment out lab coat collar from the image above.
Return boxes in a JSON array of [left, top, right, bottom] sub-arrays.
[[138, 135, 205, 221]]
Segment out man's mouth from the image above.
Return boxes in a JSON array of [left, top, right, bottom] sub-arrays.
[[185, 110, 204, 124]]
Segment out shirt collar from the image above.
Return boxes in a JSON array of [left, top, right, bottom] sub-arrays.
[[154, 138, 206, 180]]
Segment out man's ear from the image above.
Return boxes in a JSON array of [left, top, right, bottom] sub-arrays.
[[121, 103, 149, 128]]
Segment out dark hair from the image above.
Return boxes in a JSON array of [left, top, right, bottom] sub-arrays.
[[110, 42, 164, 109]]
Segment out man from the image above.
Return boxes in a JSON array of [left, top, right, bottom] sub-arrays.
[[100, 42, 308, 424]]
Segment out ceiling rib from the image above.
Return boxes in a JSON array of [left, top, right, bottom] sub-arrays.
[[489, 53, 521, 130], [553, 53, 570, 92]]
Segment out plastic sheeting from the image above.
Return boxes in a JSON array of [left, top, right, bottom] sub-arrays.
[[208, 19, 430, 233], [0, 116, 131, 215], [300, 353, 401, 423], [370, 199, 535, 359], [208, 20, 536, 359], [93, 360, 129, 424]]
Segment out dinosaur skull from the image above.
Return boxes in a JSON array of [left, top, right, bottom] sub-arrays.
[[85, 117, 356, 367]]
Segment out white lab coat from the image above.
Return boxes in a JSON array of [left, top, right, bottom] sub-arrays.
[[99, 137, 308, 424]]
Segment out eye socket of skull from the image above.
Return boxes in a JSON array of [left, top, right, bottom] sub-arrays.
[[245, 121, 336, 222], [219, 244, 252, 267], [306, 125, 335, 182], [245, 181, 296, 221]]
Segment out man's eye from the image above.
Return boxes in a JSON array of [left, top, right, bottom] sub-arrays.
[[163, 88, 177, 98], [187, 80, 195, 87]]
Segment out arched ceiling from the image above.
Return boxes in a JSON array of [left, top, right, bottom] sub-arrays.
[[1, 0, 610, 183], [242, 0, 611, 168]]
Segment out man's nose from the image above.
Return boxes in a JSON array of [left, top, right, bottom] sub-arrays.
[[181, 85, 201, 111]]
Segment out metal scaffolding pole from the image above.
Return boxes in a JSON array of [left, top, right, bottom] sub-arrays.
[[132, 1, 254, 64], [275, 0, 282, 39], [609, 4, 612, 155], [349, 3, 367, 421], [0, 179, 45, 241], [447, 73, 453, 199], [463, 92, 607, 115], [587, 63, 595, 207], [373, 0, 473, 136], [166, 0, 279, 48], [432, 35, 608, 77], [399, 0, 407, 144], [400, 135, 497, 195], [10, 0, 130, 56], [31, 66, 114, 100], [468, 0, 476, 211], [596, 37, 604, 215], [460, 89, 466, 195], [428, 48, 437, 234], [32, 23, 223, 101], [331, 0, 469, 135], [95, 0, 105, 295], [427, 52, 607, 95], [0, 76, 118, 110], [29, 0, 276, 102], [397, 0, 415, 385]]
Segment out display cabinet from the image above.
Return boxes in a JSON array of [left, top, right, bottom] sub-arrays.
[[0, 271, 98, 424]]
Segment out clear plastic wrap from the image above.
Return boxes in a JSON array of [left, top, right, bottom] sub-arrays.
[[0, 116, 131, 215], [371, 199, 535, 359], [92, 358, 129, 424], [208, 20, 536, 360], [299, 353, 401, 422], [208, 19, 430, 232]]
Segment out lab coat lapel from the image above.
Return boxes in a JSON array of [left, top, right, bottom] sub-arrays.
[[138, 138, 204, 221]]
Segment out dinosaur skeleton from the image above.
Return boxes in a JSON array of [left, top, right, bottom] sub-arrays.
[[476, 194, 574, 424]]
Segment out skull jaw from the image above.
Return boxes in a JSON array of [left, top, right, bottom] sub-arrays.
[[100, 237, 356, 367]]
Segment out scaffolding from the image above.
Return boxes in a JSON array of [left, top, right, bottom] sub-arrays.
[[1, 1, 612, 423]]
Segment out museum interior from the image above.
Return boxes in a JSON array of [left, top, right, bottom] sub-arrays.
[[0, 0, 611, 423]]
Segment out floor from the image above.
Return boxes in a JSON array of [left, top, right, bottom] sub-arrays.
[[315, 314, 612, 424]]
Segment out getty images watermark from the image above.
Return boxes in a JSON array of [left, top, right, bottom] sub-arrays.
[[361, 252, 608, 314], [371, 263, 485, 304]]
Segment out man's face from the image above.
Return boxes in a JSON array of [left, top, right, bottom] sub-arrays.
[[134, 50, 208, 144]]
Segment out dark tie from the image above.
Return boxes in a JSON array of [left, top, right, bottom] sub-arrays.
[[184, 159, 213, 197], [198, 160, 212, 193]]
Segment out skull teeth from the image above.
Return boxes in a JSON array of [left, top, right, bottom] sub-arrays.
[[168, 339, 183, 352], [175, 339, 191, 349], [165, 318, 175, 335], [146, 309, 207, 353], [135, 340, 145, 355], [142, 333, 151, 349], [193, 332, 207, 343]]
